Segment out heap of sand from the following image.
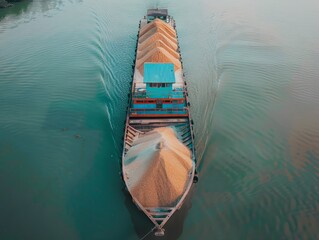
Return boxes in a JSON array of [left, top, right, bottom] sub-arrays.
[[138, 33, 177, 52], [139, 19, 176, 38], [137, 39, 180, 60], [123, 127, 193, 207], [135, 18, 181, 75], [136, 47, 182, 74], [138, 32, 178, 51], [139, 27, 177, 44]]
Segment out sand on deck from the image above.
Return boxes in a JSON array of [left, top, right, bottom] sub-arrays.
[[138, 32, 178, 52], [135, 18, 180, 75], [123, 127, 192, 207], [139, 19, 176, 38], [137, 40, 180, 60], [139, 27, 177, 44], [136, 47, 181, 74]]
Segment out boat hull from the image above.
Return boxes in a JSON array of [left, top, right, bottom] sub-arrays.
[[121, 9, 197, 235]]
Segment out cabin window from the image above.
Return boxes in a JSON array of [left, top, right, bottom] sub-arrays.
[[136, 100, 144, 103], [172, 100, 179, 104], [150, 83, 160, 88], [149, 83, 170, 88]]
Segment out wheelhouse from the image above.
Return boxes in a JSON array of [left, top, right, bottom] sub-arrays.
[[147, 8, 169, 22], [131, 63, 187, 118]]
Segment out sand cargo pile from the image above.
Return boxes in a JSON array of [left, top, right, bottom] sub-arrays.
[[123, 127, 192, 207], [136, 18, 181, 75]]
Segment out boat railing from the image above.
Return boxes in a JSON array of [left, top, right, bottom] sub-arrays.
[[130, 107, 188, 115], [132, 90, 187, 99]]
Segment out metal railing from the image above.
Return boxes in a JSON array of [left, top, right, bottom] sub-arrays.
[[132, 89, 186, 99], [130, 107, 188, 115]]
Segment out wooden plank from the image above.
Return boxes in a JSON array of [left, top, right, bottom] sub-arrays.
[[178, 125, 188, 132], [145, 207, 174, 211], [183, 135, 191, 143], [186, 141, 193, 147], [126, 134, 134, 142], [127, 128, 136, 135], [130, 114, 189, 118], [126, 131, 135, 139], [128, 125, 144, 134], [129, 118, 188, 124], [148, 212, 170, 216], [181, 128, 190, 136]]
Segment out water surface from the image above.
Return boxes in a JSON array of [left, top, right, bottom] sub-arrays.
[[1, 0, 319, 239]]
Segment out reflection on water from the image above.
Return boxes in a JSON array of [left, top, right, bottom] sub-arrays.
[[1, 0, 319, 239], [0, 0, 81, 31], [0, 0, 33, 21]]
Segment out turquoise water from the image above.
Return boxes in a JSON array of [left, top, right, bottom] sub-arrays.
[[1, 0, 319, 239]]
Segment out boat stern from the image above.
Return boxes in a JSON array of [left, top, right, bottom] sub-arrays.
[[146, 8, 169, 23]]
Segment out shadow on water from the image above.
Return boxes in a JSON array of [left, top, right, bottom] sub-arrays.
[[0, 0, 79, 23], [0, 0, 32, 21], [123, 185, 196, 240]]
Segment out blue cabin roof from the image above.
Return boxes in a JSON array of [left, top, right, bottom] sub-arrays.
[[144, 63, 175, 83]]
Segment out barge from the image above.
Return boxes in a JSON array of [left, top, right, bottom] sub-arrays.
[[122, 9, 198, 236]]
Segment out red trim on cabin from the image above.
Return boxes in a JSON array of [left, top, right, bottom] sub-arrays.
[[130, 113, 189, 118], [133, 98, 185, 104]]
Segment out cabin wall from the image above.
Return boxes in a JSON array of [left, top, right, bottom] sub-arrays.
[[132, 103, 157, 109], [162, 103, 185, 109], [146, 85, 173, 99]]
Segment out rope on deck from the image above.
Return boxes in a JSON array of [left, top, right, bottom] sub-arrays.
[[139, 226, 157, 240]]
